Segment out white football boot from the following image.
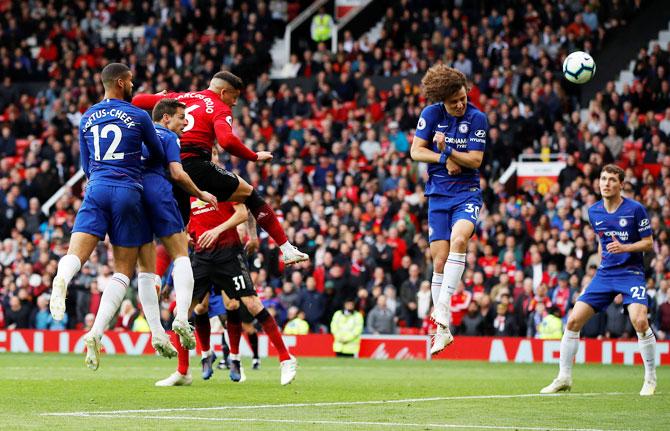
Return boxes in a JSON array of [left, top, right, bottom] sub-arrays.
[[540, 376, 573, 394], [430, 303, 450, 328], [152, 332, 178, 359], [84, 333, 102, 371], [172, 319, 196, 350], [282, 246, 309, 265], [430, 324, 454, 355], [155, 372, 192, 387], [280, 355, 297, 385], [639, 379, 656, 396]]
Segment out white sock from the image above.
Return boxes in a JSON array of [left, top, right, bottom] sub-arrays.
[[57, 254, 81, 286], [90, 273, 129, 337], [201, 349, 212, 359], [230, 353, 240, 361], [172, 256, 194, 322], [637, 328, 657, 382], [558, 329, 580, 379], [437, 252, 466, 306], [137, 272, 163, 337], [431, 272, 443, 306]]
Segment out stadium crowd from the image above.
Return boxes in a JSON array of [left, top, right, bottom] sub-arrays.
[[1, 0, 670, 341]]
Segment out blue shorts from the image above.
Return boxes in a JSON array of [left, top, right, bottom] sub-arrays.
[[73, 183, 152, 247], [208, 289, 227, 318], [578, 271, 648, 312], [142, 174, 184, 239], [428, 192, 482, 242]]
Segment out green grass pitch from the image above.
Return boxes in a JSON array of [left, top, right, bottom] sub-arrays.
[[0, 352, 667, 431]]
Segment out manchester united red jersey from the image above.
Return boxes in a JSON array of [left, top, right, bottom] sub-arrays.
[[165, 90, 232, 158], [188, 198, 242, 252]]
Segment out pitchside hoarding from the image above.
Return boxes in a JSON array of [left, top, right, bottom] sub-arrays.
[[1, 330, 668, 366]]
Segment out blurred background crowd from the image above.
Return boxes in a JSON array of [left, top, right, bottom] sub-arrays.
[[1, 0, 669, 341]]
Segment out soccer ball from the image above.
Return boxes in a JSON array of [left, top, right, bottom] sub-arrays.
[[562, 51, 596, 84]]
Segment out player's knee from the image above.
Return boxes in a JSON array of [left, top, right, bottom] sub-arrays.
[[243, 189, 265, 211], [225, 298, 240, 310], [566, 315, 582, 332], [631, 316, 649, 332], [244, 296, 263, 315], [450, 236, 467, 252]]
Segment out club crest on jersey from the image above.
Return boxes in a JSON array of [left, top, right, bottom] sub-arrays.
[[458, 123, 469, 134], [417, 118, 426, 130], [191, 199, 209, 209], [619, 218, 628, 227]]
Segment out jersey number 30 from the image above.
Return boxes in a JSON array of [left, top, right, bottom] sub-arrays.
[[91, 124, 124, 161]]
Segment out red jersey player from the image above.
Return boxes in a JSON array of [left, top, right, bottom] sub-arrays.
[[156, 198, 297, 387], [132, 71, 308, 265]]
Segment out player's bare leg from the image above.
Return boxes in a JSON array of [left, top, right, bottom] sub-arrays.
[[161, 232, 196, 349], [240, 295, 297, 385], [429, 239, 453, 354], [137, 242, 177, 358], [541, 301, 595, 393], [227, 175, 308, 265], [51, 232, 99, 320], [84, 245, 139, 370], [629, 303, 657, 395]]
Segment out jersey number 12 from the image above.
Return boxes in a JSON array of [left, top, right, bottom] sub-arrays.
[[91, 124, 125, 161]]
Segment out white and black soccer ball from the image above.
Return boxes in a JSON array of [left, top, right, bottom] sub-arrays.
[[562, 51, 596, 84]]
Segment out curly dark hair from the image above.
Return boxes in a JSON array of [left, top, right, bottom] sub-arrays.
[[421, 65, 468, 103]]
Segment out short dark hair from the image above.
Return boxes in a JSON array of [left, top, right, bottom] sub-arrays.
[[601, 164, 625, 182], [101, 63, 131, 88], [152, 98, 186, 122], [213, 71, 243, 90]]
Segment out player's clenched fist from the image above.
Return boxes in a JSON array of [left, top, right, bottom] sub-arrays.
[[433, 131, 446, 153], [256, 151, 273, 161]]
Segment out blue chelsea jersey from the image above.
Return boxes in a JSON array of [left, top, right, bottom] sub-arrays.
[[79, 98, 164, 189], [588, 197, 652, 275], [142, 124, 183, 179], [414, 102, 488, 196]]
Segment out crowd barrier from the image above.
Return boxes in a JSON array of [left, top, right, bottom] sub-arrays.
[[1, 330, 668, 365]]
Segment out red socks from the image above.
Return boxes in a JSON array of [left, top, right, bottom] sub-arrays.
[[256, 308, 290, 362], [194, 313, 211, 352], [227, 308, 242, 356], [250, 202, 288, 245], [170, 331, 190, 375]]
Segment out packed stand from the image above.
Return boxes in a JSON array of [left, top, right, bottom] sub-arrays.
[[1, 1, 669, 341]]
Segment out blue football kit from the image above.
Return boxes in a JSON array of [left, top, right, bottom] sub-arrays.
[[579, 197, 652, 311], [415, 102, 488, 242], [141, 124, 185, 238], [73, 98, 164, 247]]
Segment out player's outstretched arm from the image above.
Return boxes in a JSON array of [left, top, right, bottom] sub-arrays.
[[198, 204, 248, 249], [213, 117, 262, 161], [410, 136, 441, 163], [131, 93, 167, 110], [168, 161, 217, 206]]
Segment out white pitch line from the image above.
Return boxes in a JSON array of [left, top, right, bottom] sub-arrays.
[[45, 413, 633, 431], [42, 392, 628, 416]]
